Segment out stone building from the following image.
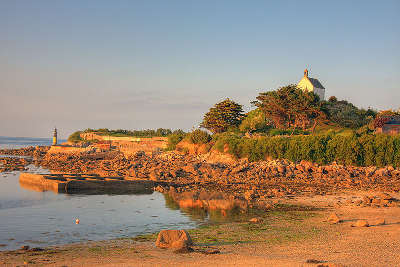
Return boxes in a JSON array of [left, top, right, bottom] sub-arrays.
[[297, 69, 325, 100], [375, 116, 400, 135]]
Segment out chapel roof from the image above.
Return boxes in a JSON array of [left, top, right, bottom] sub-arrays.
[[302, 69, 325, 89], [307, 77, 325, 89]]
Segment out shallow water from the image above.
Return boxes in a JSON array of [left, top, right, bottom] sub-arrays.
[[0, 136, 66, 149], [0, 165, 199, 251]]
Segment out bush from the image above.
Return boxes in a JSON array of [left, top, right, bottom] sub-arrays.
[[324, 99, 376, 128], [188, 129, 212, 144], [212, 132, 400, 167], [68, 131, 83, 143], [166, 130, 187, 150], [267, 128, 310, 136], [239, 108, 271, 133], [213, 132, 242, 155]]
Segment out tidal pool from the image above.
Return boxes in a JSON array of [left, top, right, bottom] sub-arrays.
[[0, 165, 199, 251]]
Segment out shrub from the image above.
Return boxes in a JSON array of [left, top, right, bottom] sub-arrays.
[[212, 132, 400, 167], [68, 131, 83, 143], [188, 129, 212, 144], [239, 108, 271, 133], [166, 130, 187, 151], [267, 128, 310, 136], [324, 99, 376, 129], [213, 132, 242, 155]]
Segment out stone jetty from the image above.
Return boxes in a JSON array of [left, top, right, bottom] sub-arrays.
[[19, 173, 154, 194]]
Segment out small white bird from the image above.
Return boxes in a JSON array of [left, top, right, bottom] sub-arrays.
[[75, 219, 80, 224]]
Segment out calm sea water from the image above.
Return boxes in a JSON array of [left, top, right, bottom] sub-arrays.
[[0, 137, 199, 251], [0, 136, 66, 149]]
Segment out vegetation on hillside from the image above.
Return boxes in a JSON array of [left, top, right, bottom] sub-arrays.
[[200, 98, 244, 133], [68, 83, 399, 167], [324, 96, 376, 129], [253, 85, 326, 133], [166, 130, 187, 150], [187, 129, 212, 144], [239, 108, 271, 133], [211, 132, 400, 167], [68, 131, 83, 143], [183, 83, 399, 166]]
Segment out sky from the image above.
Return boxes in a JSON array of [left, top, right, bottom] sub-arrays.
[[1, 0, 399, 138]]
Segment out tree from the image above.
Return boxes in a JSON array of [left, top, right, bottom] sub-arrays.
[[68, 131, 83, 143], [253, 85, 326, 133], [328, 96, 338, 102], [324, 99, 377, 128], [201, 98, 244, 133], [239, 108, 271, 133]]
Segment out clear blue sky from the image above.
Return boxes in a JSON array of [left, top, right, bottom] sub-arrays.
[[1, 0, 399, 138]]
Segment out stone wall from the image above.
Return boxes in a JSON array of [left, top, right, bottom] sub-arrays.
[[47, 145, 93, 154], [117, 139, 167, 156], [80, 132, 167, 143], [79, 132, 168, 155]]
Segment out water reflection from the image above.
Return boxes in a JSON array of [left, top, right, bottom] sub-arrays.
[[163, 190, 249, 223], [0, 170, 198, 251], [19, 179, 58, 193]]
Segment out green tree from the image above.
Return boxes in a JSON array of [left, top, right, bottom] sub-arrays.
[[253, 85, 326, 133], [324, 99, 377, 129], [166, 130, 187, 150], [188, 129, 212, 144], [239, 108, 271, 133], [68, 131, 83, 143], [201, 98, 244, 133]]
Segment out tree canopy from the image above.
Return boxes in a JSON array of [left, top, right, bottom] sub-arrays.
[[253, 85, 326, 132], [324, 98, 376, 129], [201, 98, 244, 133], [239, 108, 271, 133]]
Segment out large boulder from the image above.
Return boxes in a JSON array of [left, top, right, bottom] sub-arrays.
[[155, 230, 193, 250]]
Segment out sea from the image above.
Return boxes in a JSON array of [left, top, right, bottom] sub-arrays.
[[0, 136, 66, 149], [0, 136, 200, 251]]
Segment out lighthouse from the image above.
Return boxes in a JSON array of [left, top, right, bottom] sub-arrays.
[[52, 127, 58, 146]]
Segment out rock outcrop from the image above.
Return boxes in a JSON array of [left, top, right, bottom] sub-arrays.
[[155, 230, 193, 250]]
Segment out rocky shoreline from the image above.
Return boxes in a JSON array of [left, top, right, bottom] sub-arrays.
[[1, 147, 399, 202], [1, 147, 400, 266], [0, 146, 49, 157], [0, 157, 32, 172]]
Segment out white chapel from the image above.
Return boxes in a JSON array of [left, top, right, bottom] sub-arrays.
[[297, 69, 325, 100]]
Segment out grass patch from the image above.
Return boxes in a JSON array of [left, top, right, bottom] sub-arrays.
[[87, 246, 104, 253], [131, 233, 158, 242], [188, 204, 323, 246]]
